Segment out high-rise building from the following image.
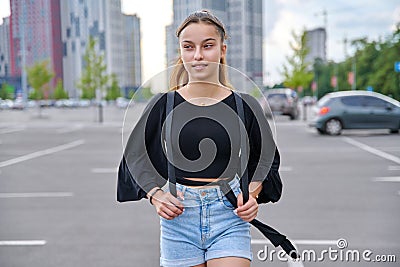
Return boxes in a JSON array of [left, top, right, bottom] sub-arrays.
[[122, 13, 142, 90], [226, 0, 263, 87], [10, 0, 63, 94], [61, 0, 142, 97], [0, 17, 11, 78], [165, 0, 263, 88], [305, 27, 327, 64]]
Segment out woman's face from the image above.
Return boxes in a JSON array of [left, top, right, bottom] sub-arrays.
[[179, 22, 226, 83]]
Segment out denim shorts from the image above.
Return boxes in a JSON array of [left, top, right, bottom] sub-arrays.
[[160, 177, 252, 267]]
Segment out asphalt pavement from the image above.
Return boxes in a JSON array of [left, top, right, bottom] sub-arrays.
[[0, 105, 399, 267]]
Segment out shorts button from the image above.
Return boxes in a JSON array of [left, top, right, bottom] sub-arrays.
[[201, 192, 206, 197]]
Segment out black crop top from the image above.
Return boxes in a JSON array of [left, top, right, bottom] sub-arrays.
[[124, 91, 276, 193]]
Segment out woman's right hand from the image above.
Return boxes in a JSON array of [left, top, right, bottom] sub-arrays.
[[152, 190, 184, 220]]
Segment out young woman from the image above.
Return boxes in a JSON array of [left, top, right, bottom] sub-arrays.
[[121, 10, 278, 267]]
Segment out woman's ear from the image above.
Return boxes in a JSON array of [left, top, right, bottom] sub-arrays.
[[221, 44, 227, 60]]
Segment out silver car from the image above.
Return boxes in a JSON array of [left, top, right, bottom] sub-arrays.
[[264, 88, 299, 120], [310, 91, 400, 135]]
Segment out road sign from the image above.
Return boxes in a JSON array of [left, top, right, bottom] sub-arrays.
[[395, 62, 400, 72]]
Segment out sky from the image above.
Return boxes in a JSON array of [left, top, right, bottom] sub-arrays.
[[1, 0, 399, 86]]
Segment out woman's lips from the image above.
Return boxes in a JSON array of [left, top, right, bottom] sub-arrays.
[[192, 63, 208, 70]]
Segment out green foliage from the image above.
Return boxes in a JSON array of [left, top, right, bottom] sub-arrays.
[[250, 87, 262, 98], [282, 24, 400, 100], [132, 87, 154, 101], [280, 24, 400, 100], [28, 88, 43, 100], [27, 60, 54, 100], [53, 79, 69, 99], [281, 29, 314, 92], [0, 83, 12, 99], [77, 36, 109, 99], [105, 73, 121, 101]]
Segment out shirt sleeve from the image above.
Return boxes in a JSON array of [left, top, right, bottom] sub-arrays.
[[123, 93, 168, 194], [242, 94, 276, 183]]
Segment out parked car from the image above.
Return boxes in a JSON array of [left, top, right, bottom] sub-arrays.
[[310, 91, 400, 135], [264, 88, 299, 120]]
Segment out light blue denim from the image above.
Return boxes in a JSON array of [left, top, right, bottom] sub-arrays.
[[160, 177, 252, 267]]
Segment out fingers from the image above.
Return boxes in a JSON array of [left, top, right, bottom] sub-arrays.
[[153, 191, 185, 220], [235, 194, 258, 222]]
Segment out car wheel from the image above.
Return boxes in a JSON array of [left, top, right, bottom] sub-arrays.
[[324, 118, 342, 135], [389, 129, 399, 134]]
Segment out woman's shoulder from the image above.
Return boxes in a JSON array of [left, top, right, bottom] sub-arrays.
[[142, 92, 168, 114]]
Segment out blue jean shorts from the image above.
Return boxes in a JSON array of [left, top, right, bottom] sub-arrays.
[[160, 177, 252, 267]]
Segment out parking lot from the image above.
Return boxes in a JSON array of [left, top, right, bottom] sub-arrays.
[[0, 105, 399, 266]]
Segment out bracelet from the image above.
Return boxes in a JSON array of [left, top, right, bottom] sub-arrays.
[[149, 188, 163, 205]]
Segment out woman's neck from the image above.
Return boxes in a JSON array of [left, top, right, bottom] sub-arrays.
[[177, 82, 232, 106]]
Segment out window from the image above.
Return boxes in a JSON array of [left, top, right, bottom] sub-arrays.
[[340, 96, 363, 107], [362, 96, 388, 108], [75, 18, 80, 37]]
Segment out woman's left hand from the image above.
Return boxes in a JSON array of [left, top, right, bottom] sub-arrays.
[[235, 193, 258, 222]]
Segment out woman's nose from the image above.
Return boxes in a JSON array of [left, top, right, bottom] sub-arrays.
[[194, 48, 203, 61]]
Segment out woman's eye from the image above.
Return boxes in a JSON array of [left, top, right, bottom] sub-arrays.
[[183, 45, 193, 49], [204, 44, 213, 48]]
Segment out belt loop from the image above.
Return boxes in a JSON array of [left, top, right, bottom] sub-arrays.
[[216, 185, 223, 201]]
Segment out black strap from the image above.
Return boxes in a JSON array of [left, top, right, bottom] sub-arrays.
[[233, 91, 249, 204], [166, 91, 177, 197]]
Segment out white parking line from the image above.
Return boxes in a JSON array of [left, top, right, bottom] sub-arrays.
[[0, 192, 74, 198], [280, 166, 293, 172], [388, 165, 400, 171], [0, 127, 25, 134], [0, 240, 46, 246], [342, 137, 400, 165], [91, 168, 118, 173], [0, 139, 85, 168], [373, 177, 400, 182], [251, 239, 337, 246]]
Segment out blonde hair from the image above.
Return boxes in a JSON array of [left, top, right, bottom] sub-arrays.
[[169, 10, 233, 90]]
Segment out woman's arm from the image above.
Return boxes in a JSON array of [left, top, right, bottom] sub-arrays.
[[249, 181, 262, 199]]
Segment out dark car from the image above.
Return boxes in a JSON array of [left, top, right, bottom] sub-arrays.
[[310, 91, 400, 135], [264, 88, 299, 120]]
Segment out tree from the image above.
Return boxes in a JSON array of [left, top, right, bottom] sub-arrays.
[[27, 60, 54, 100], [77, 36, 109, 99], [53, 79, 69, 99], [0, 83, 11, 99], [77, 36, 110, 122], [105, 73, 121, 101], [281, 29, 314, 94]]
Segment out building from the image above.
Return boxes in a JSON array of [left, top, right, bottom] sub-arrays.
[[165, 0, 263, 88], [226, 0, 263, 88], [122, 13, 142, 91], [10, 0, 63, 96], [0, 17, 11, 78], [305, 27, 327, 64], [61, 0, 142, 97]]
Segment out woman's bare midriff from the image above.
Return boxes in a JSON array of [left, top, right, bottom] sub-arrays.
[[183, 177, 230, 188]]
